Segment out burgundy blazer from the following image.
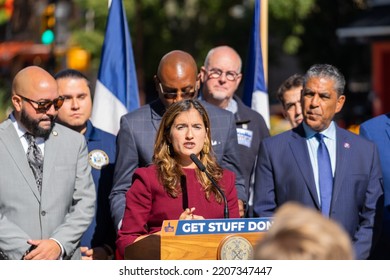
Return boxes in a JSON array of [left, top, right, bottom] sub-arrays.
[[116, 165, 239, 257]]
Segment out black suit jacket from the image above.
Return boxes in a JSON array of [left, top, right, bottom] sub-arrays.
[[233, 95, 269, 192]]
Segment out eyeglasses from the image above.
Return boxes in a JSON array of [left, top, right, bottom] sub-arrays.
[[206, 68, 240, 82], [158, 82, 197, 100], [16, 94, 65, 113]]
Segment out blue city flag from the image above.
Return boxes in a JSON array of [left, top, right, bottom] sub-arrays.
[[242, 0, 270, 128], [91, 0, 140, 135]]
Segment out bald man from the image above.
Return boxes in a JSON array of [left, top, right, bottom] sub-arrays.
[[200, 46, 269, 217], [0, 66, 95, 259], [110, 50, 247, 230]]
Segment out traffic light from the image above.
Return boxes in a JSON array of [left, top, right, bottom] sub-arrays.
[[4, 0, 13, 17], [41, 3, 55, 45], [0, 0, 14, 24], [66, 46, 90, 71]]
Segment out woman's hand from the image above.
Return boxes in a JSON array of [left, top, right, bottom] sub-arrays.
[[179, 207, 204, 220]]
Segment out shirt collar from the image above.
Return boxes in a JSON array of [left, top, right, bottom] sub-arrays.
[[199, 90, 237, 114], [225, 98, 237, 114], [303, 121, 336, 140], [10, 112, 45, 144], [84, 120, 99, 141], [10, 113, 28, 139]]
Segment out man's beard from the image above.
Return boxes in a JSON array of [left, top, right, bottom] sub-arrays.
[[20, 109, 55, 139]]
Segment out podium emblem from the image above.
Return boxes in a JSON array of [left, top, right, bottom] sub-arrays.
[[217, 235, 254, 260], [164, 222, 175, 232]]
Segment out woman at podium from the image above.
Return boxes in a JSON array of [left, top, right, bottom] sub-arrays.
[[116, 100, 240, 258]]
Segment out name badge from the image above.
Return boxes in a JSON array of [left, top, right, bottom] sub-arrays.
[[236, 128, 253, 148]]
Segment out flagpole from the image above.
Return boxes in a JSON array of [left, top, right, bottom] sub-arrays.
[[242, 0, 270, 129], [260, 0, 268, 86]]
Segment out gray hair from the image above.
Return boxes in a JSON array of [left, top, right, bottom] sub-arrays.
[[304, 64, 345, 97]]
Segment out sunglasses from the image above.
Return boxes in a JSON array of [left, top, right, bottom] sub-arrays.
[[16, 94, 65, 113], [158, 82, 197, 100]]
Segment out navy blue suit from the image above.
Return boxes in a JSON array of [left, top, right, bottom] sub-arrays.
[[81, 121, 116, 252], [360, 113, 390, 258], [254, 123, 383, 259]]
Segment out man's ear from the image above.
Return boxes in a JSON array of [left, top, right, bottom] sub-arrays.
[[153, 75, 159, 91], [199, 67, 206, 83], [11, 94, 22, 112], [235, 73, 242, 87], [335, 95, 346, 114], [196, 74, 202, 91]]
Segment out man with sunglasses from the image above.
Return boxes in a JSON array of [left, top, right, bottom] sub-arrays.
[[110, 50, 247, 232], [200, 46, 269, 217], [0, 66, 96, 259]]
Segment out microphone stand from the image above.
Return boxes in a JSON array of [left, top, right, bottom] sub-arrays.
[[190, 154, 229, 218]]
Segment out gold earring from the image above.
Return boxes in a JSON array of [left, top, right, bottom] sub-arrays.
[[203, 141, 210, 154]]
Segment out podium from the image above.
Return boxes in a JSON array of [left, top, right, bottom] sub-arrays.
[[125, 218, 272, 260]]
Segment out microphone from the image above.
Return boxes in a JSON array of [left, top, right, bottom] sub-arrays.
[[180, 175, 188, 210], [190, 154, 229, 219]]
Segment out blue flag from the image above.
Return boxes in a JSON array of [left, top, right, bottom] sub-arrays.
[[242, 0, 270, 128], [91, 0, 140, 135]]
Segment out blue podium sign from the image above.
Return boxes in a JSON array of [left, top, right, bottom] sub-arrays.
[[162, 218, 272, 236]]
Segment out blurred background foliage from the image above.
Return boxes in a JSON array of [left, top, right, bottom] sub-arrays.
[[70, 0, 318, 72], [68, 0, 322, 104], [0, 0, 371, 128]]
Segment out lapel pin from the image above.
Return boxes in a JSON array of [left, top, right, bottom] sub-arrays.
[[344, 142, 350, 149], [52, 130, 58, 136]]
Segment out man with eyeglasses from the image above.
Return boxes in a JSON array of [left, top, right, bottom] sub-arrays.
[[200, 45, 269, 217], [110, 50, 247, 233], [0, 66, 95, 259]]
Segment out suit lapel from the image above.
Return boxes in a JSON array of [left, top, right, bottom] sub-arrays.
[[42, 126, 59, 191], [332, 127, 350, 207], [290, 126, 320, 208], [151, 111, 161, 132], [150, 99, 164, 132], [385, 118, 390, 142], [0, 120, 40, 200]]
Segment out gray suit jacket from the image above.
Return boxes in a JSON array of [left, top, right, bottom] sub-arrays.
[[0, 118, 96, 260], [110, 98, 246, 228]]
